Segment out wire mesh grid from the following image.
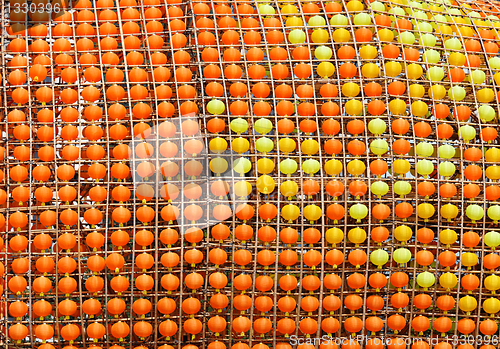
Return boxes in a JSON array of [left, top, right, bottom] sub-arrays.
[[2, 0, 500, 348]]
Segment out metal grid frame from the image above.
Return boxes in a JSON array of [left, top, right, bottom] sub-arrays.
[[1, 0, 500, 348]]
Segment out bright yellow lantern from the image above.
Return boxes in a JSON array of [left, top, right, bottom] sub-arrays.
[[281, 204, 300, 222], [326, 228, 344, 246], [342, 82, 360, 97], [348, 227, 367, 245], [304, 204, 322, 223], [345, 100, 363, 116], [347, 159, 366, 176], [324, 159, 343, 176], [417, 203, 435, 222], [256, 158, 274, 174], [280, 180, 298, 198]]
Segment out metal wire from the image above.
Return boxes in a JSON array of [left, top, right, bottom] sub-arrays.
[[2, 0, 500, 348]]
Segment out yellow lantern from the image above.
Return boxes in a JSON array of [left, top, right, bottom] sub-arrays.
[[280, 158, 298, 176], [439, 229, 457, 246], [406, 63, 423, 79], [347, 159, 366, 176], [256, 158, 274, 174], [342, 82, 360, 97], [385, 61, 402, 77], [359, 45, 378, 59], [379, 28, 394, 42], [286, 16, 303, 27], [256, 174, 275, 194], [345, 99, 363, 116], [348, 227, 367, 245], [394, 225, 413, 243], [301, 139, 319, 155], [417, 159, 434, 177], [362, 63, 379, 78], [304, 204, 322, 223], [233, 157, 252, 175], [234, 180, 252, 197], [417, 271, 435, 290], [483, 297, 500, 315], [349, 203, 368, 222], [494, 72, 500, 85], [466, 204, 484, 222], [417, 203, 435, 222], [326, 228, 344, 246], [411, 101, 428, 117], [311, 29, 329, 43], [346, 0, 364, 11], [393, 159, 411, 175], [333, 28, 351, 43], [441, 203, 459, 222], [428, 84, 447, 100], [448, 52, 466, 66], [324, 159, 343, 176], [317, 62, 335, 78], [280, 180, 298, 198], [409, 84, 425, 98], [461, 252, 478, 268], [232, 137, 250, 154], [210, 157, 228, 174], [486, 165, 500, 181], [477, 88, 495, 103], [485, 148, 500, 162], [281, 4, 298, 15], [279, 138, 296, 154], [389, 99, 407, 115], [281, 204, 300, 223], [485, 274, 500, 293], [439, 272, 457, 291], [209, 137, 228, 153], [302, 159, 320, 175]]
